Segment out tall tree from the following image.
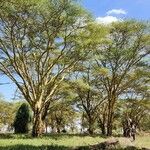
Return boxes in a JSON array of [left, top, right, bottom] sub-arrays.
[[120, 68, 150, 133], [93, 21, 150, 135], [70, 23, 108, 134], [0, 0, 91, 136]]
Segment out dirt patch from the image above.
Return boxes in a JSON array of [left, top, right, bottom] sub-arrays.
[[73, 137, 150, 150], [118, 137, 134, 148]]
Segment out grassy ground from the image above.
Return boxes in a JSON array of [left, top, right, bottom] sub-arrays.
[[0, 134, 149, 150]]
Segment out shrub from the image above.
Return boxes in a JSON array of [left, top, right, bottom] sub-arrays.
[[13, 103, 31, 134]]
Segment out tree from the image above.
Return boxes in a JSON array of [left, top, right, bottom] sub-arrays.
[[96, 102, 108, 135], [0, 100, 12, 127], [72, 68, 104, 134], [0, 96, 21, 130], [45, 79, 78, 133], [14, 103, 31, 133], [0, 0, 91, 136], [47, 101, 76, 133], [69, 23, 108, 134], [93, 21, 150, 135]]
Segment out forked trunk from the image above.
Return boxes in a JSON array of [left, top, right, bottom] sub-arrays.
[[106, 94, 116, 136], [98, 118, 106, 135], [32, 105, 45, 137], [107, 106, 114, 136], [107, 102, 114, 136], [32, 111, 45, 137], [32, 101, 50, 137]]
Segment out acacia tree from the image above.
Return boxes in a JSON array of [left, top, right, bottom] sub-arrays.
[[0, 96, 21, 130], [72, 67, 105, 134], [69, 23, 108, 134], [47, 100, 76, 133], [0, 0, 91, 137], [0, 100, 14, 128], [93, 21, 150, 135], [120, 68, 150, 133]]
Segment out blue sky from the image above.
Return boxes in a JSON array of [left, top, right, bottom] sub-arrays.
[[0, 0, 150, 101], [82, 0, 150, 20]]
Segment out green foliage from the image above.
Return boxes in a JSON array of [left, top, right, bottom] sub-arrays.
[[0, 100, 13, 127], [47, 99, 77, 133], [13, 103, 31, 134], [0, 98, 22, 129], [90, 20, 150, 135], [0, 0, 93, 136]]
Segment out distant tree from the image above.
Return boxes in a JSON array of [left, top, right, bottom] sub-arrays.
[[14, 103, 31, 134], [47, 87, 77, 134], [48, 103, 76, 133], [72, 69, 103, 135], [117, 65, 150, 133], [0, 96, 21, 130]]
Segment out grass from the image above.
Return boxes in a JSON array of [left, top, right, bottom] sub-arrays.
[[0, 134, 149, 150], [0, 134, 105, 150]]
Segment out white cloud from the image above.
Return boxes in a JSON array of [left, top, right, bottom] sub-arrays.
[[106, 9, 127, 15], [96, 16, 121, 25]]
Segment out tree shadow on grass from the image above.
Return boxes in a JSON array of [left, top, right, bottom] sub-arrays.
[[0, 133, 107, 140], [44, 133, 108, 140], [0, 145, 71, 150], [0, 133, 31, 139], [0, 145, 146, 150]]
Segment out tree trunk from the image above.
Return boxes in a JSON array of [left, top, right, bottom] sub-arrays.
[[98, 118, 106, 135], [107, 118, 113, 136], [32, 102, 46, 137], [32, 101, 50, 137], [32, 109, 45, 137], [88, 116, 94, 135], [106, 93, 116, 136], [88, 126, 94, 134], [101, 124, 106, 135], [107, 101, 114, 136], [107, 103, 114, 136], [45, 121, 48, 134]]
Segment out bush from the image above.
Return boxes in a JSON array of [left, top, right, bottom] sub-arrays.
[[13, 103, 31, 134]]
